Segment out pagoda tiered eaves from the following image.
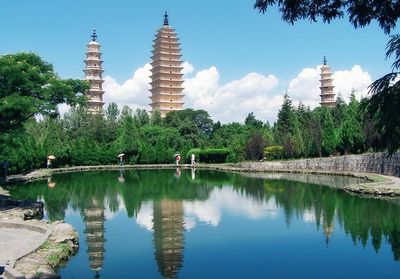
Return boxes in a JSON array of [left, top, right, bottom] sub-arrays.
[[149, 13, 184, 117], [83, 29, 105, 114], [319, 56, 336, 108]]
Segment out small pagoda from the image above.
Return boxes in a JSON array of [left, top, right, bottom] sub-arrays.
[[149, 12, 184, 117], [83, 29, 105, 114], [319, 56, 336, 108]]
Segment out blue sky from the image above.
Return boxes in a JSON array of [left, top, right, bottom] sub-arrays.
[[1, 0, 395, 122]]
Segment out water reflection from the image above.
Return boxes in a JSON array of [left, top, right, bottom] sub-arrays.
[[191, 168, 196, 180], [153, 199, 184, 279], [84, 199, 105, 277], [47, 177, 56, 188], [7, 170, 400, 278], [118, 168, 125, 183]]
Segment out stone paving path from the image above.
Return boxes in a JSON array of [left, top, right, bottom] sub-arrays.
[[0, 227, 48, 265]]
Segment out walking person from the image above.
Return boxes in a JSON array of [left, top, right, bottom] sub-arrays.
[[191, 153, 196, 165], [47, 158, 51, 169], [118, 153, 125, 166], [175, 154, 181, 166]]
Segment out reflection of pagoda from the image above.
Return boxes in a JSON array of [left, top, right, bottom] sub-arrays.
[[153, 199, 184, 279], [323, 220, 334, 246], [84, 199, 106, 278]]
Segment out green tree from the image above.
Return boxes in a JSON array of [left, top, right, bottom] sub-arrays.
[[254, 1, 399, 35], [150, 109, 162, 126], [105, 102, 120, 123], [332, 94, 347, 128], [275, 94, 304, 157], [245, 112, 264, 130], [134, 109, 150, 127], [245, 133, 266, 160], [338, 93, 364, 154], [0, 52, 88, 135], [320, 108, 337, 156], [253, 0, 400, 153], [115, 110, 141, 164]]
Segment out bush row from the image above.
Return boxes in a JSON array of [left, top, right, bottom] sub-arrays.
[[186, 148, 231, 163]]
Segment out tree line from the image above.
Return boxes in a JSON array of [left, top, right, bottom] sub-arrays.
[[0, 80, 386, 174]]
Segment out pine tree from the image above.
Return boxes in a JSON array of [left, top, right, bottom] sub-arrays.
[[339, 93, 364, 154], [320, 108, 337, 156]]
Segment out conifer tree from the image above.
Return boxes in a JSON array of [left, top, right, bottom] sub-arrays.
[[320, 108, 337, 156]]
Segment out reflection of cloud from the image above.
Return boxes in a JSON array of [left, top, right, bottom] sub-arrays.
[[136, 201, 154, 231], [303, 208, 317, 224], [184, 200, 221, 227], [104, 194, 125, 220], [133, 188, 278, 232], [183, 187, 278, 230]]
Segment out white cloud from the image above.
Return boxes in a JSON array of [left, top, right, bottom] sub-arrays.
[[97, 62, 372, 123], [182, 61, 194, 75], [287, 66, 321, 108], [103, 63, 152, 111], [333, 65, 372, 100], [183, 67, 280, 123]]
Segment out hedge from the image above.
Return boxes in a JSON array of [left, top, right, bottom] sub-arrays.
[[186, 148, 231, 163]]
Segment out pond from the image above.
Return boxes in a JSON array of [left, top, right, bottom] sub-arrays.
[[7, 169, 400, 278]]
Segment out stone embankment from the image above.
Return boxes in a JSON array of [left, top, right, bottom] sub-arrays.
[[235, 152, 400, 177], [1, 152, 400, 197], [223, 152, 400, 196], [0, 188, 78, 279]]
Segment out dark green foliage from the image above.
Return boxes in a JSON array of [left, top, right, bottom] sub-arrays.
[[245, 112, 263, 129], [275, 94, 304, 158], [362, 35, 400, 154], [320, 107, 337, 156], [338, 94, 364, 154], [245, 133, 266, 160], [0, 52, 391, 173], [254, 1, 400, 154], [253, 0, 400, 35], [0, 52, 88, 135], [186, 148, 230, 163]]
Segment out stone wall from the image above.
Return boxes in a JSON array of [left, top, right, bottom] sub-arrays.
[[237, 152, 400, 177]]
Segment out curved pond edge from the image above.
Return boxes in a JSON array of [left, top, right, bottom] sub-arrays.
[[1, 162, 399, 276], [2, 162, 400, 197]]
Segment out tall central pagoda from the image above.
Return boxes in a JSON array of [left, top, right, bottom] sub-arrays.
[[319, 56, 336, 108], [84, 29, 105, 114], [149, 12, 184, 117]]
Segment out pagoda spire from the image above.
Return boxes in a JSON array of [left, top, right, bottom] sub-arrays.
[[91, 28, 97, 42], [319, 56, 335, 108], [163, 11, 169, 26]]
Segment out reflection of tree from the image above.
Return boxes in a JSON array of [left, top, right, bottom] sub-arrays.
[[7, 169, 400, 262], [153, 199, 184, 279]]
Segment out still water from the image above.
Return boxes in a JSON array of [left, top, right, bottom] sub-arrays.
[[8, 169, 400, 278]]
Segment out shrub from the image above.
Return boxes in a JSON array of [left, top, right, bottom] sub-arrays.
[[186, 148, 230, 163], [264, 145, 284, 160]]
